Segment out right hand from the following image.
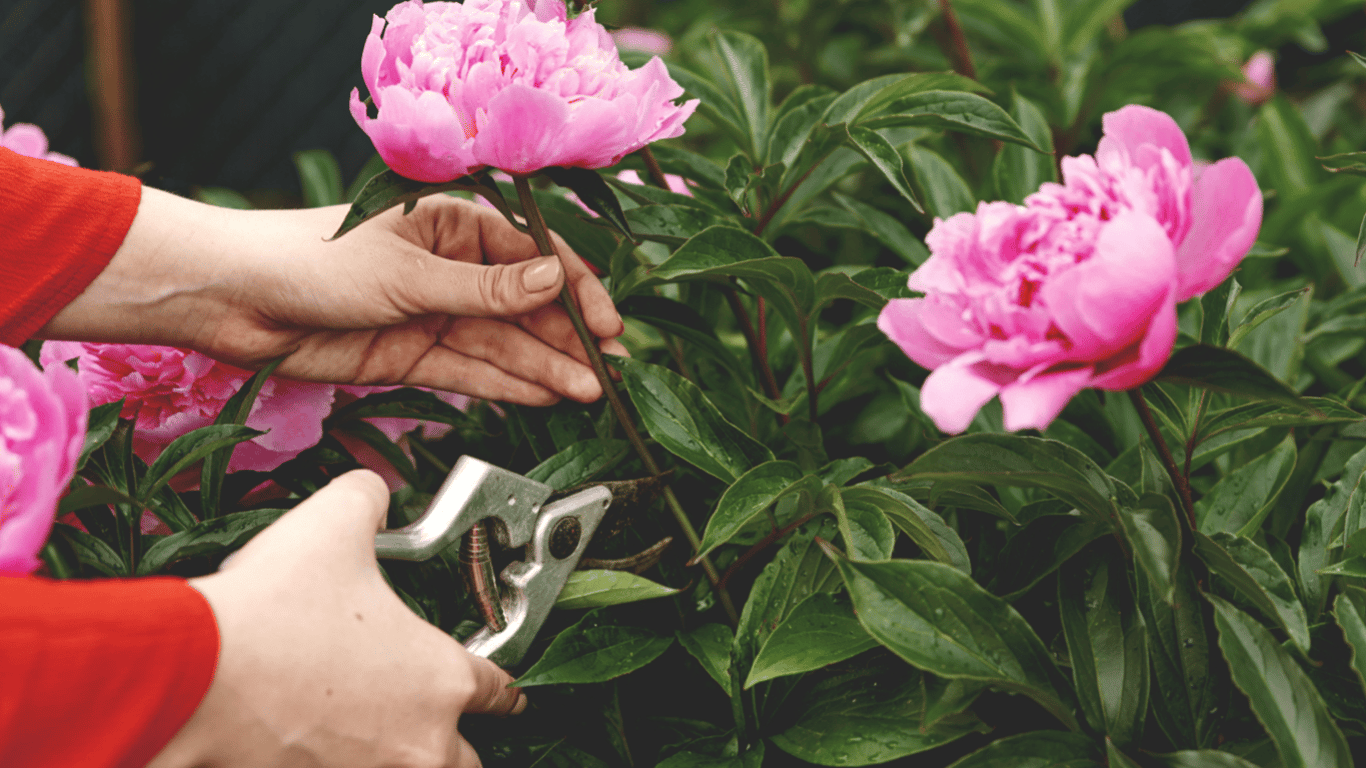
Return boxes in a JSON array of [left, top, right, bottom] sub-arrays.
[[150, 470, 523, 767]]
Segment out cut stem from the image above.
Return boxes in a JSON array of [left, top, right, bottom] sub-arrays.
[[1128, 389, 1196, 528], [514, 176, 738, 625]]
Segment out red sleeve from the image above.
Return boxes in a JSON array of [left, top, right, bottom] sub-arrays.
[[0, 576, 220, 768], [0, 147, 142, 347]]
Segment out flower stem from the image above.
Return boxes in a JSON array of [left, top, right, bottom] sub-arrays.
[[936, 0, 977, 80], [514, 176, 739, 625], [639, 146, 670, 190], [1128, 388, 1196, 528]]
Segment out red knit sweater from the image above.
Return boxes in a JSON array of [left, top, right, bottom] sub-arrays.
[[0, 148, 219, 767]]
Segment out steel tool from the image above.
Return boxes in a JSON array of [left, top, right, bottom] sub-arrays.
[[375, 456, 611, 666]]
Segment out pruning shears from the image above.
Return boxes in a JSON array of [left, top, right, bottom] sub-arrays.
[[374, 456, 611, 666]]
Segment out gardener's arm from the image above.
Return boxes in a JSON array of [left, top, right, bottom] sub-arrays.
[[32, 161, 626, 405]]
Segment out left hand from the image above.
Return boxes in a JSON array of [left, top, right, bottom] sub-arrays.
[[40, 188, 627, 405]]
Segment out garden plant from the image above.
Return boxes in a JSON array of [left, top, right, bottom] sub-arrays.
[[9, 0, 1366, 765]]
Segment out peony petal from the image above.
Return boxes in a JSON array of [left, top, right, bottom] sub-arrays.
[[1042, 209, 1176, 361], [919, 353, 1014, 435], [999, 364, 1094, 432], [1090, 290, 1178, 391], [1173, 157, 1262, 301], [878, 298, 978, 370], [472, 82, 571, 174], [1096, 104, 1191, 170]]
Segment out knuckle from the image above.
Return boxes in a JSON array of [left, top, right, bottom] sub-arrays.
[[477, 264, 521, 315]]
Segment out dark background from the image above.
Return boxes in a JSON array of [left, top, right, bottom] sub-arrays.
[[0, 0, 1340, 199]]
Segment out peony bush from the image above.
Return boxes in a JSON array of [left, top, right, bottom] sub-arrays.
[[21, 0, 1366, 765]]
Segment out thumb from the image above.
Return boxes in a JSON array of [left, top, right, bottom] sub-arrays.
[[223, 469, 391, 572], [412, 255, 564, 318]]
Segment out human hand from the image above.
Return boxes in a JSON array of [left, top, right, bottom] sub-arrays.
[[150, 470, 522, 768], [39, 188, 627, 405]]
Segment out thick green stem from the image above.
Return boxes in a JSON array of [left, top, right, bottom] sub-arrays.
[[1128, 389, 1196, 529], [514, 176, 739, 625]]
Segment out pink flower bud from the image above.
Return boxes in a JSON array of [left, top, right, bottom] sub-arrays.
[[1, 345, 86, 574], [611, 27, 673, 57], [0, 104, 77, 166], [879, 105, 1262, 434], [39, 342, 337, 473], [350, 0, 698, 182], [1233, 51, 1276, 106]]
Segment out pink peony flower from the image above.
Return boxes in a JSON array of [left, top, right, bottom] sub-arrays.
[[611, 27, 673, 57], [879, 105, 1262, 434], [39, 342, 336, 473], [1, 345, 86, 574], [1233, 51, 1275, 106], [350, 0, 698, 182], [0, 105, 77, 166]]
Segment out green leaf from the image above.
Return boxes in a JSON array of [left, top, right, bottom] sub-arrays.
[[1059, 548, 1149, 747], [1333, 587, 1366, 701], [766, 87, 838, 167], [1139, 559, 1218, 749], [1105, 741, 1144, 768], [908, 144, 976, 218], [843, 486, 971, 573], [736, 517, 842, 658], [1256, 96, 1321, 200], [78, 400, 123, 471], [1208, 595, 1353, 768], [1318, 557, 1366, 577], [921, 675, 988, 731], [1062, 0, 1139, 53], [710, 30, 772, 159], [514, 609, 673, 687], [293, 149, 344, 207], [1195, 435, 1296, 536], [1200, 276, 1241, 347], [1118, 493, 1183, 604], [987, 514, 1108, 601], [330, 168, 507, 240], [554, 570, 680, 610], [612, 356, 773, 484], [525, 438, 630, 490], [1196, 397, 1360, 444], [201, 360, 281, 518], [195, 187, 252, 209], [542, 166, 632, 239], [695, 461, 811, 558], [1158, 345, 1306, 410], [861, 91, 1046, 151], [769, 661, 985, 766], [812, 271, 888, 314], [893, 434, 1122, 522], [1228, 287, 1311, 349], [843, 125, 923, 212], [1196, 532, 1310, 652], [344, 153, 388, 202], [677, 623, 734, 697], [1300, 446, 1366, 619], [940, 731, 1101, 767], [617, 295, 746, 379], [1149, 751, 1264, 768], [136, 507, 287, 575], [992, 89, 1056, 205], [49, 523, 127, 577], [854, 71, 991, 121], [57, 484, 137, 516], [625, 205, 726, 245], [831, 192, 929, 265], [137, 424, 262, 507], [828, 485, 895, 561], [824, 546, 1079, 730], [328, 387, 477, 428], [745, 592, 876, 687]]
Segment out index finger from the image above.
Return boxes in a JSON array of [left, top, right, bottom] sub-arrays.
[[459, 652, 527, 717]]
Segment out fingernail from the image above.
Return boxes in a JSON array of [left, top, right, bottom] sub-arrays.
[[522, 257, 561, 292], [510, 690, 529, 716]]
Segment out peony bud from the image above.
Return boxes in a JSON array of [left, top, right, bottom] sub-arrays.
[[349, 0, 698, 182], [1233, 51, 1276, 106], [1, 345, 86, 574], [0, 104, 77, 166]]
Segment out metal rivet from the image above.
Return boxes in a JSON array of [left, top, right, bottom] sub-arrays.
[[507, 495, 517, 506], [550, 517, 581, 559]]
